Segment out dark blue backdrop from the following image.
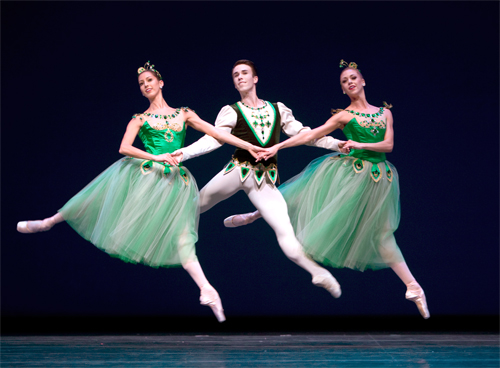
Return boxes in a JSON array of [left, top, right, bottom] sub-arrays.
[[2, 2, 498, 320]]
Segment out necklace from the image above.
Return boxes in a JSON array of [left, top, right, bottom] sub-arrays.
[[240, 100, 267, 111], [345, 106, 384, 118], [143, 108, 182, 142], [346, 107, 386, 136]]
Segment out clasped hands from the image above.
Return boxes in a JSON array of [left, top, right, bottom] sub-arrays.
[[155, 140, 357, 166]]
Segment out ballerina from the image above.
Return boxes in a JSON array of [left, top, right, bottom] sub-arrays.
[[17, 61, 263, 322], [225, 60, 430, 319]]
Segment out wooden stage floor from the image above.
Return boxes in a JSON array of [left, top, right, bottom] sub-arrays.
[[1, 333, 498, 367]]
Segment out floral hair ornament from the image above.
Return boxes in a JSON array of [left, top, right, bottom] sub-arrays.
[[339, 59, 360, 73], [137, 61, 162, 80]]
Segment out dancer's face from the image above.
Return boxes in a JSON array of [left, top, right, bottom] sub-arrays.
[[340, 69, 364, 96], [232, 64, 258, 93], [138, 71, 164, 98]]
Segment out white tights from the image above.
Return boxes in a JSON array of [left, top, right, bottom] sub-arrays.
[[238, 210, 418, 286], [199, 168, 332, 279], [23, 213, 213, 292]]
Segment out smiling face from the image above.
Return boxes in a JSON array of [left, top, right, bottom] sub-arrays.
[[340, 68, 365, 96], [232, 64, 258, 93], [138, 71, 164, 98]]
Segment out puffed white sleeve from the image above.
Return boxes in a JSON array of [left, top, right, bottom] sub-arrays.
[[178, 105, 238, 162], [278, 102, 341, 152]]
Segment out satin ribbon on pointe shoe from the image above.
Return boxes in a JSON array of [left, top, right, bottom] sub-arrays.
[[405, 281, 430, 319], [200, 285, 226, 323], [312, 274, 342, 298]]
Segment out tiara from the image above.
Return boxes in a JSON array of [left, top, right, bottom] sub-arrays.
[[339, 59, 359, 71], [137, 61, 162, 80]]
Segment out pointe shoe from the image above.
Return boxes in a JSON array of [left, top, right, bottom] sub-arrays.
[[17, 218, 55, 234], [17, 221, 35, 233], [406, 281, 430, 319], [223, 213, 254, 228], [200, 285, 226, 323], [312, 274, 342, 298]]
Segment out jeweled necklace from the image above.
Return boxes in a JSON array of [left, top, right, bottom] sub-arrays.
[[144, 108, 182, 142], [240, 100, 267, 111], [345, 106, 384, 118], [346, 107, 386, 137]]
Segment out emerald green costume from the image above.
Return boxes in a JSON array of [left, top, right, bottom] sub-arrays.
[[279, 107, 404, 271], [59, 109, 199, 268]]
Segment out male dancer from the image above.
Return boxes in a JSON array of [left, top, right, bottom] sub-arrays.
[[173, 60, 345, 298]]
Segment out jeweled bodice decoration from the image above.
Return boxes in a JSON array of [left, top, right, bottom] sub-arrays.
[[134, 107, 189, 155], [133, 107, 189, 143], [346, 107, 386, 137], [237, 101, 276, 146], [342, 106, 388, 164]]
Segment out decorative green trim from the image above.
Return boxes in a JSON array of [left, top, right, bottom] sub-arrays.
[[371, 164, 381, 182], [353, 159, 364, 173], [224, 161, 236, 174], [385, 162, 393, 182], [254, 169, 265, 186], [236, 101, 276, 146], [240, 166, 252, 182], [267, 169, 278, 185]]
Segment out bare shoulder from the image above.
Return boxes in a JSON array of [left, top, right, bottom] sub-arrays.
[[129, 113, 145, 127], [181, 107, 199, 124], [383, 108, 393, 118]]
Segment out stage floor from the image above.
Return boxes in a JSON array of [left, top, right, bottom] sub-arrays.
[[1, 333, 498, 367]]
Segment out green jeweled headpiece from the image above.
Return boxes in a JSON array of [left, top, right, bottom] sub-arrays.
[[137, 61, 162, 80], [339, 59, 360, 72]]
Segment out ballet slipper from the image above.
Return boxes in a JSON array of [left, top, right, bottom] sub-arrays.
[[17, 218, 55, 234], [223, 213, 255, 228], [312, 273, 342, 298], [200, 285, 226, 323], [405, 281, 430, 319]]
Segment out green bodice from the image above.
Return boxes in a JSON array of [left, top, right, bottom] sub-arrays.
[[138, 120, 186, 155], [132, 111, 189, 180], [343, 107, 387, 164]]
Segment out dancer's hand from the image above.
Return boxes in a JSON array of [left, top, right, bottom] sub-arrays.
[[156, 153, 178, 166], [338, 141, 350, 154], [258, 145, 279, 161], [170, 150, 184, 164], [343, 140, 363, 151], [248, 145, 266, 161]]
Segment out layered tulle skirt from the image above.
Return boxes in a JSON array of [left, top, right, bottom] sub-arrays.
[[280, 153, 404, 271], [59, 157, 199, 268]]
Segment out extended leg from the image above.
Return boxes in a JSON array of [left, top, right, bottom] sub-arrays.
[[17, 212, 65, 234], [177, 226, 225, 323], [199, 169, 242, 214], [246, 183, 341, 298], [380, 234, 430, 319]]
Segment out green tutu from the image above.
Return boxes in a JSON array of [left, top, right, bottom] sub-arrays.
[[280, 153, 404, 271], [59, 157, 199, 268]]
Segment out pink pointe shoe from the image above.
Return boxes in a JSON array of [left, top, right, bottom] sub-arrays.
[[200, 285, 226, 323], [17, 219, 55, 234], [223, 213, 256, 228], [406, 281, 430, 319], [312, 273, 342, 298]]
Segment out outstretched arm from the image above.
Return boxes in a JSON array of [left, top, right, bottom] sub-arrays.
[[260, 111, 349, 161], [278, 102, 345, 152], [172, 106, 235, 162], [185, 109, 263, 157], [344, 110, 394, 152], [119, 116, 177, 165]]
